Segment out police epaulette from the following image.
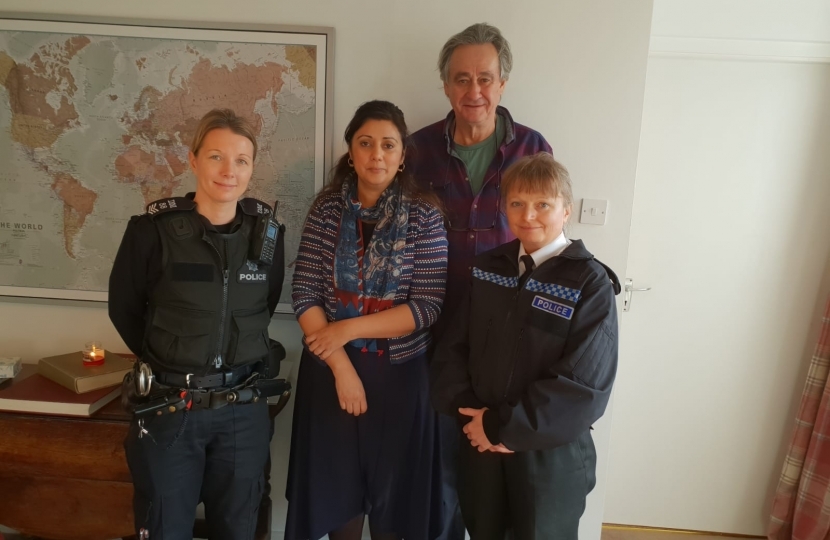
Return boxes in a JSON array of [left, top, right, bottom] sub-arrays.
[[238, 198, 273, 217], [145, 197, 195, 217]]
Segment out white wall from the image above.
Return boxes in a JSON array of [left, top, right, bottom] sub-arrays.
[[604, 0, 830, 534], [651, 0, 830, 42], [0, 1, 654, 536]]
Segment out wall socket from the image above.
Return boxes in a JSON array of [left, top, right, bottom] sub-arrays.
[[579, 199, 608, 225]]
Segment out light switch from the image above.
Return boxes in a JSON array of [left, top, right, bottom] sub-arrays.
[[579, 199, 608, 225]]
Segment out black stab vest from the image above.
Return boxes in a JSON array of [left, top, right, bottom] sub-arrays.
[[142, 203, 271, 375]]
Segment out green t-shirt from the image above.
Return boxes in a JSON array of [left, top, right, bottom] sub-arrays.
[[453, 115, 505, 195]]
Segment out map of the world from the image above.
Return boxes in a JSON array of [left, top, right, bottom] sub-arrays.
[[0, 19, 326, 308]]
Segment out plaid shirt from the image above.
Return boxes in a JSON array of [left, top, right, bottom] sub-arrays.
[[408, 106, 552, 337]]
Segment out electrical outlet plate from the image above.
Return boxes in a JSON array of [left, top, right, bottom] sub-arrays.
[[579, 198, 608, 225]]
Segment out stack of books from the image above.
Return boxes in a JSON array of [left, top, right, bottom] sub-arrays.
[[0, 357, 21, 389], [0, 352, 132, 417]]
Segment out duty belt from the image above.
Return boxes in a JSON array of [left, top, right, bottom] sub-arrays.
[[153, 364, 255, 389], [131, 375, 290, 419]]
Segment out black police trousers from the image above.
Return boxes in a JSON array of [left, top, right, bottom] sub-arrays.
[[124, 399, 270, 539], [457, 430, 597, 540], [436, 413, 466, 540]]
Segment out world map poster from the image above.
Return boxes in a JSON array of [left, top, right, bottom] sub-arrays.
[[0, 17, 331, 310]]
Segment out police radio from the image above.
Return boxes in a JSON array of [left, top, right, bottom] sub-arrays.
[[250, 201, 281, 265]]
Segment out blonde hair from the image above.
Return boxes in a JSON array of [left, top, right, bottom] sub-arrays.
[[501, 152, 574, 209], [190, 108, 258, 160]]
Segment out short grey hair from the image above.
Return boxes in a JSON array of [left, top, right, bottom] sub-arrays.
[[438, 23, 513, 83]]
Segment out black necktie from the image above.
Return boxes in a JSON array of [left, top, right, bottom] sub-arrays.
[[519, 254, 535, 289]]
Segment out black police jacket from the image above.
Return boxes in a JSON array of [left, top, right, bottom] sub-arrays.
[[430, 238, 621, 452], [108, 194, 285, 376]]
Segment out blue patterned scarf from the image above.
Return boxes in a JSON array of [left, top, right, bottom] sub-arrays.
[[333, 179, 410, 352]]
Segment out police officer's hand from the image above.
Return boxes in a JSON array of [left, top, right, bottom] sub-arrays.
[[332, 362, 368, 416], [459, 407, 494, 452], [305, 320, 354, 360], [488, 444, 514, 454]]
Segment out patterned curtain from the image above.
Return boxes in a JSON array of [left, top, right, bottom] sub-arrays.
[[769, 294, 830, 540]]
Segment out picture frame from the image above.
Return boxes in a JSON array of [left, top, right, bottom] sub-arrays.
[[0, 12, 334, 314]]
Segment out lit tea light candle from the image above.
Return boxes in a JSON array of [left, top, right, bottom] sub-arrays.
[[82, 341, 106, 366]]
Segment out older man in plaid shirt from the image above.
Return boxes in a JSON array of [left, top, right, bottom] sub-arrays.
[[408, 22, 552, 540]]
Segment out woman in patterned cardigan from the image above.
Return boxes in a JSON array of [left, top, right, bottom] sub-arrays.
[[285, 100, 448, 540]]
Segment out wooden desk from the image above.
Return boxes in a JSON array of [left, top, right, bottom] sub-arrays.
[[0, 366, 286, 540], [0, 375, 134, 540]]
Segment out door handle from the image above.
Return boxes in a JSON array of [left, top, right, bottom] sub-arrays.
[[624, 278, 651, 312]]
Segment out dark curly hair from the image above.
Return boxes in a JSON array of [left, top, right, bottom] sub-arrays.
[[313, 100, 441, 211]]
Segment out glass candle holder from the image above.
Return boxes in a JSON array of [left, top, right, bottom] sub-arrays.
[[82, 341, 105, 366]]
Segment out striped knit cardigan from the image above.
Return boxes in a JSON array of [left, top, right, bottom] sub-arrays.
[[292, 190, 448, 363]]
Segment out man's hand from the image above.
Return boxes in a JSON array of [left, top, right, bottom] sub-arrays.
[[459, 407, 494, 452]]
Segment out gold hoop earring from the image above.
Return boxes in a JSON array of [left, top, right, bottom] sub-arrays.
[[398, 163, 405, 172], [348, 158, 354, 167]]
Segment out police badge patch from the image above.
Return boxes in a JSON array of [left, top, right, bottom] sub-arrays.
[[144, 196, 195, 218], [238, 260, 267, 283], [531, 295, 574, 320]]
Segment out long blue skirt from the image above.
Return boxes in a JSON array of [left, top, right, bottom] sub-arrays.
[[284, 346, 443, 540]]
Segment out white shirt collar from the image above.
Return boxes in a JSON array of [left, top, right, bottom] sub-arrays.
[[519, 232, 571, 274]]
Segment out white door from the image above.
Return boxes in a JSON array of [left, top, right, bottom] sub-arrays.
[[603, 36, 830, 534]]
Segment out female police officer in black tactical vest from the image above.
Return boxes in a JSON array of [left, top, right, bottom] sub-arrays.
[[108, 108, 285, 539]]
